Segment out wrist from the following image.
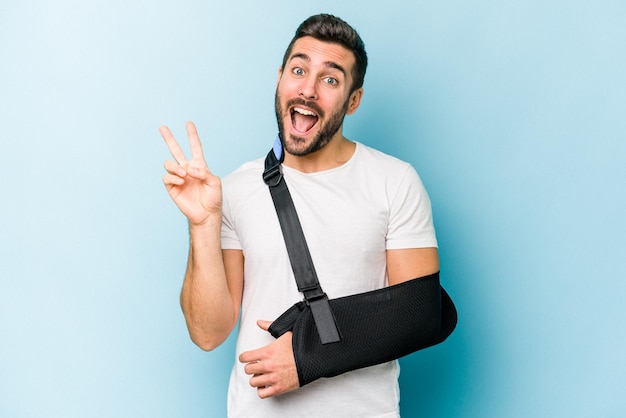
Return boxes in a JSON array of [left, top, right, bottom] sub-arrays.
[[188, 212, 222, 233]]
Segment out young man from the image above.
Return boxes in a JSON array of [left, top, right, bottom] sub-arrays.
[[161, 14, 439, 418]]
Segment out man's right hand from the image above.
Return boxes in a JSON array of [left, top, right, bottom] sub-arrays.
[[160, 121, 222, 226]]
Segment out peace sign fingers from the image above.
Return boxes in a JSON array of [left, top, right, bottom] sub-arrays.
[[159, 121, 223, 226]]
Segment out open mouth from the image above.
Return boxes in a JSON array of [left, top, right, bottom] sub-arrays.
[[290, 106, 319, 134]]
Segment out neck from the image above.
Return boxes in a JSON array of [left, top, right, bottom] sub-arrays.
[[283, 135, 356, 173]]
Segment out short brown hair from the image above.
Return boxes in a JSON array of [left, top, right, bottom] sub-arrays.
[[281, 14, 368, 93]]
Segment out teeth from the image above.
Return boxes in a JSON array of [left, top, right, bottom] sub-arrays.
[[294, 107, 316, 116]]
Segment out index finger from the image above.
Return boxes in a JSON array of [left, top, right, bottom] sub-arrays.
[[160, 125, 188, 165], [186, 121, 206, 162], [239, 346, 266, 364]]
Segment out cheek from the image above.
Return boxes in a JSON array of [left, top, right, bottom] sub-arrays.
[[326, 96, 349, 115], [277, 78, 299, 97]]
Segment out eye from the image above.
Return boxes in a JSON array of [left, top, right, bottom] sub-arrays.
[[324, 77, 338, 86], [292, 67, 305, 76]]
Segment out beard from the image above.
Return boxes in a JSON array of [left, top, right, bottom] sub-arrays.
[[275, 91, 350, 157]]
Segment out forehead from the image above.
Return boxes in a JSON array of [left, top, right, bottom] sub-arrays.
[[287, 36, 356, 73]]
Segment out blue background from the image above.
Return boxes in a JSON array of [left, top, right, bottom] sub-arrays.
[[1, 1, 624, 417]]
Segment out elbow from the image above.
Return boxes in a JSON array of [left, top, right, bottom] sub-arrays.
[[180, 300, 238, 352], [186, 319, 235, 351], [190, 333, 226, 352], [194, 340, 219, 352]]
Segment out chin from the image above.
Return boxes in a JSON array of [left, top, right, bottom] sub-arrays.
[[286, 132, 332, 157]]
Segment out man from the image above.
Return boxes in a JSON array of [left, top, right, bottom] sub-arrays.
[[161, 14, 439, 418]]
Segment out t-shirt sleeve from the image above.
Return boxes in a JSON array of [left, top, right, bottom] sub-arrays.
[[220, 184, 243, 250], [386, 164, 438, 249]]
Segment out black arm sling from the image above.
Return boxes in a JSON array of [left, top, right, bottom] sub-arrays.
[[262, 140, 457, 386]]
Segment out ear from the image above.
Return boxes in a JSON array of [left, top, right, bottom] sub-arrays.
[[345, 88, 364, 115], [276, 67, 284, 87]]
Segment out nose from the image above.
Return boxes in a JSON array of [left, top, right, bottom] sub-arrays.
[[299, 76, 318, 100]]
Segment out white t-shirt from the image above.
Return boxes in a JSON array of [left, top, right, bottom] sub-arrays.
[[221, 142, 437, 418]]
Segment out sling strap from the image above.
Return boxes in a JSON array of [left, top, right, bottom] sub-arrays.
[[262, 137, 341, 344]]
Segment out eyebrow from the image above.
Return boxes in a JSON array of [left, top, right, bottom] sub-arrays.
[[289, 52, 347, 77]]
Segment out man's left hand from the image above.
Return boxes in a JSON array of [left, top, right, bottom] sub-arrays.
[[239, 320, 299, 398]]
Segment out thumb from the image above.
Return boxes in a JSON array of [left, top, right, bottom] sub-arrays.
[[257, 320, 273, 331]]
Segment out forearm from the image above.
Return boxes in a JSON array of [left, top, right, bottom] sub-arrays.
[[180, 215, 239, 351]]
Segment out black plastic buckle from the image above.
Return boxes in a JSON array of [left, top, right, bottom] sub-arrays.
[[262, 164, 283, 187]]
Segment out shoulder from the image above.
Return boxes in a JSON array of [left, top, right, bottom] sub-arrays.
[[352, 142, 419, 185], [354, 143, 413, 172], [220, 157, 270, 213], [222, 157, 265, 189]]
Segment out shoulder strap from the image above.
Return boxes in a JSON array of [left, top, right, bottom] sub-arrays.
[[262, 138, 341, 344]]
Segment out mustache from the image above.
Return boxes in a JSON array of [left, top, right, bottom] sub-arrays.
[[285, 98, 324, 118]]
